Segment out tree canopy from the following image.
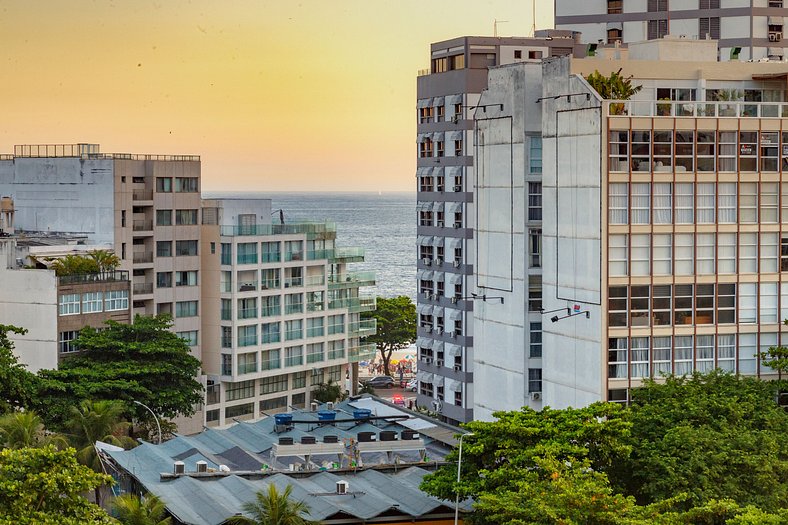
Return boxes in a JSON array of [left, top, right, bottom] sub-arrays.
[[0, 324, 38, 415], [227, 484, 315, 525], [585, 68, 642, 100], [360, 296, 416, 375], [0, 445, 115, 524], [35, 314, 203, 428]]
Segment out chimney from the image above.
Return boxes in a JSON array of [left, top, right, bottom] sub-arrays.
[[196, 460, 208, 473], [173, 461, 185, 474]]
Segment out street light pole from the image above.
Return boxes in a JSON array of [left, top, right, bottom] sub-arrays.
[[454, 432, 474, 525], [133, 400, 162, 445]]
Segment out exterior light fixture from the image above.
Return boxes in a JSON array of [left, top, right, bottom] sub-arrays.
[[551, 310, 590, 323]]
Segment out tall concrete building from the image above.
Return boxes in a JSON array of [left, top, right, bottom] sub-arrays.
[[200, 198, 376, 427], [415, 34, 585, 424], [555, 0, 788, 62], [471, 38, 788, 414]]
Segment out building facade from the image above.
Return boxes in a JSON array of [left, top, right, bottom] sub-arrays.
[[555, 0, 788, 62], [200, 199, 376, 427], [415, 34, 584, 424]]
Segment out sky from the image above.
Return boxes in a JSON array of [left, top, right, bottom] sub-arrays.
[[0, 1, 554, 192]]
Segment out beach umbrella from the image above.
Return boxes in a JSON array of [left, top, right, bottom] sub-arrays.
[[390, 359, 399, 366]]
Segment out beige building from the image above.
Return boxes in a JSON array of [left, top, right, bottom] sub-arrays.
[[200, 199, 376, 426]]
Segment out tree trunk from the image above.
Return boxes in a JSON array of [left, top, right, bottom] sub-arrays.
[[382, 345, 393, 376]]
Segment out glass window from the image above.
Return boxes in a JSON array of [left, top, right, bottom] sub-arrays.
[[608, 286, 627, 327], [156, 209, 172, 226], [675, 183, 694, 224], [718, 183, 737, 223], [740, 183, 758, 223], [631, 130, 650, 171], [177, 330, 198, 346], [739, 132, 758, 171], [528, 182, 542, 221], [718, 233, 736, 274], [696, 131, 715, 171], [156, 177, 172, 192], [261, 322, 280, 344], [740, 233, 758, 273], [261, 268, 280, 290], [226, 380, 255, 401], [609, 183, 628, 224], [530, 137, 543, 174], [652, 234, 672, 275], [528, 368, 542, 393], [261, 374, 288, 395], [175, 209, 198, 225], [237, 352, 258, 375], [609, 131, 628, 172], [285, 293, 303, 315], [609, 235, 627, 276], [327, 314, 345, 335], [718, 283, 736, 324], [306, 317, 324, 338], [156, 241, 172, 257], [674, 284, 693, 325], [761, 282, 779, 323], [653, 183, 672, 224], [59, 330, 80, 354], [261, 349, 281, 371], [175, 177, 198, 192], [696, 183, 715, 223], [105, 290, 129, 311], [760, 132, 779, 172], [696, 284, 715, 324], [261, 295, 281, 317], [81, 292, 103, 313], [631, 234, 650, 276], [761, 232, 779, 272], [761, 182, 779, 223], [285, 319, 303, 340], [175, 300, 198, 318], [175, 270, 198, 286], [739, 334, 757, 374], [237, 242, 258, 264], [674, 234, 694, 275], [695, 335, 715, 373], [653, 285, 671, 326], [306, 342, 324, 364], [631, 184, 650, 224], [237, 325, 257, 347], [653, 130, 673, 169], [175, 240, 198, 256], [674, 336, 693, 376], [608, 338, 628, 379], [285, 346, 303, 367], [630, 337, 650, 379], [674, 131, 694, 172], [157, 272, 172, 288], [328, 340, 345, 359], [696, 233, 715, 275], [653, 336, 672, 376], [717, 334, 736, 372], [529, 322, 542, 358], [718, 131, 737, 172], [630, 286, 650, 327], [739, 283, 757, 324]]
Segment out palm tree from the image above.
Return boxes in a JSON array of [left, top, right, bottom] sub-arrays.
[[0, 410, 67, 449], [64, 399, 137, 504], [227, 484, 315, 525], [112, 493, 172, 525], [89, 249, 121, 276]]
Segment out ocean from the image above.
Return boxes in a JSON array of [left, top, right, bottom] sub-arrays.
[[205, 191, 417, 302]]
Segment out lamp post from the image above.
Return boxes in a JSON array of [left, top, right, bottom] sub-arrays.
[[133, 400, 162, 445], [454, 432, 474, 525]]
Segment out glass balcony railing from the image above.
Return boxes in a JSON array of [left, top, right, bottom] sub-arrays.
[[220, 222, 337, 237], [328, 271, 376, 288], [238, 308, 257, 320], [348, 319, 377, 338], [306, 352, 324, 364], [221, 308, 232, 321], [284, 304, 303, 315], [285, 355, 303, 367], [328, 347, 346, 360], [261, 333, 281, 344], [237, 254, 258, 265], [238, 335, 258, 347], [285, 251, 304, 262], [348, 343, 377, 363], [331, 247, 365, 263], [328, 295, 376, 313], [261, 305, 281, 317], [284, 277, 303, 288], [285, 330, 302, 340], [261, 253, 281, 263], [305, 275, 325, 286], [307, 301, 324, 312], [606, 99, 788, 118], [260, 279, 279, 290], [307, 327, 324, 338]]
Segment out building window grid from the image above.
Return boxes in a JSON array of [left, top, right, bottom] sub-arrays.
[[82, 292, 103, 314]]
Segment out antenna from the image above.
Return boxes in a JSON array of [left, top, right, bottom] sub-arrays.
[[531, 0, 536, 37], [494, 19, 508, 38]]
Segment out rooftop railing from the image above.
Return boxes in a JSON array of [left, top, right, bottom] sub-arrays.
[[58, 270, 129, 285], [220, 222, 337, 237], [12, 143, 199, 161], [607, 100, 788, 118]]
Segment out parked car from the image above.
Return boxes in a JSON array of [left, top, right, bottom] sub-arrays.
[[406, 378, 418, 392], [365, 376, 395, 388]]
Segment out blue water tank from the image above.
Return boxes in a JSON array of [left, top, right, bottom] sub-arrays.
[[317, 411, 336, 422], [353, 409, 372, 420], [275, 413, 293, 426]]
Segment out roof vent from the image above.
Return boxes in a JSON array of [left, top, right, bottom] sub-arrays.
[[310, 402, 318, 412], [218, 464, 230, 472], [336, 480, 349, 495], [196, 460, 208, 473], [173, 461, 185, 474], [326, 401, 334, 410]]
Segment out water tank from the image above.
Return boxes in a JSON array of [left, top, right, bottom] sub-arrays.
[[196, 460, 208, 473], [274, 413, 293, 426], [323, 435, 339, 444], [278, 437, 294, 445], [301, 436, 316, 445], [173, 461, 185, 474], [379, 430, 397, 442], [317, 410, 336, 422], [353, 409, 372, 420], [358, 431, 376, 442], [401, 430, 419, 441]]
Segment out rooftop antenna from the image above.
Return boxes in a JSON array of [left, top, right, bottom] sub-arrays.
[[531, 0, 536, 37], [494, 19, 508, 38]]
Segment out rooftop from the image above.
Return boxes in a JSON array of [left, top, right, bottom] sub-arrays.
[[0, 143, 199, 162]]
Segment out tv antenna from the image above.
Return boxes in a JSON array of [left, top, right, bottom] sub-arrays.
[[531, 0, 536, 37], [494, 19, 508, 38]]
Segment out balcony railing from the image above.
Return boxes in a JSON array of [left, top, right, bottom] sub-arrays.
[[58, 270, 129, 285], [606, 99, 788, 118], [284, 277, 303, 288], [328, 272, 376, 288], [133, 252, 153, 263], [348, 319, 377, 338], [238, 281, 257, 292], [348, 343, 377, 362], [260, 279, 280, 290], [132, 220, 153, 232], [261, 253, 281, 263], [305, 275, 325, 286], [220, 222, 336, 237], [285, 251, 304, 262], [331, 247, 365, 263], [132, 190, 153, 201], [328, 295, 376, 313], [238, 308, 257, 319], [133, 282, 153, 294]]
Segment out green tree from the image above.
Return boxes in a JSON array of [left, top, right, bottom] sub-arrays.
[[0, 445, 115, 524], [311, 382, 343, 404], [112, 493, 172, 525], [585, 68, 643, 100], [88, 249, 121, 275], [0, 324, 38, 415], [760, 344, 788, 381], [36, 314, 203, 428], [227, 484, 315, 525], [361, 296, 416, 376], [0, 411, 66, 450], [48, 253, 100, 276], [615, 371, 788, 510]]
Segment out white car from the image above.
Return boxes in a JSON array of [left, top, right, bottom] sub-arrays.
[[406, 378, 417, 392]]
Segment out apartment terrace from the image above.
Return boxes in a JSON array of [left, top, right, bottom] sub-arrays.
[[5, 143, 199, 161], [606, 99, 788, 118]]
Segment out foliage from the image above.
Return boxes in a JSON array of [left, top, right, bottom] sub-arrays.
[[360, 296, 416, 376], [46, 250, 120, 277], [357, 382, 376, 396], [64, 399, 137, 472], [36, 314, 203, 428], [0, 445, 115, 524], [760, 340, 788, 381], [226, 483, 315, 525], [112, 493, 172, 525], [311, 382, 343, 404], [0, 324, 38, 415], [585, 68, 642, 100], [0, 411, 66, 450], [615, 372, 788, 509]]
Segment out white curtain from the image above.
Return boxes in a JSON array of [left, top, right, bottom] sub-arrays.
[[608, 183, 628, 224], [717, 233, 736, 273], [631, 183, 650, 224], [652, 234, 672, 275], [630, 234, 650, 276], [760, 233, 779, 272], [675, 183, 694, 224], [608, 235, 628, 276], [653, 183, 672, 224], [630, 337, 650, 379], [718, 182, 737, 223], [696, 183, 715, 223], [760, 282, 778, 323], [739, 283, 757, 323], [674, 233, 694, 275], [696, 233, 715, 274]]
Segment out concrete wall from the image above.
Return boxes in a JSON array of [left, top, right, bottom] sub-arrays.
[[541, 57, 605, 409], [0, 158, 115, 243]]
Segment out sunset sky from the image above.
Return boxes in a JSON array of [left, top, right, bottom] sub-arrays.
[[0, 1, 553, 192]]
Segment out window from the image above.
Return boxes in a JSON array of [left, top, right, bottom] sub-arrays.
[[739, 334, 757, 374], [174, 177, 198, 192], [226, 380, 255, 401], [260, 396, 287, 411], [157, 272, 172, 288], [285, 319, 302, 340], [221, 353, 232, 374], [740, 233, 758, 273], [175, 300, 198, 318], [285, 293, 303, 315], [782, 237, 788, 271], [761, 182, 779, 223], [761, 233, 779, 272], [156, 209, 172, 226], [718, 131, 737, 172], [761, 282, 779, 323], [631, 184, 650, 224], [608, 286, 627, 327], [238, 297, 257, 319], [156, 241, 172, 257], [177, 330, 198, 346], [761, 133, 779, 172], [717, 334, 735, 372], [652, 285, 671, 326], [449, 54, 464, 70], [261, 295, 281, 317], [419, 106, 433, 123], [653, 336, 671, 376], [696, 183, 715, 224], [609, 183, 628, 224], [608, 338, 628, 379], [674, 234, 694, 275], [718, 183, 737, 223], [175, 240, 198, 256], [156, 177, 172, 192], [696, 131, 715, 171], [455, 140, 463, 156], [674, 284, 693, 325], [175, 209, 198, 225], [631, 234, 650, 276], [653, 183, 671, 224], [225, 403, 254, 419], [261, 374, 288, 394], [261, 268, 280, 290], [607, 28, 622, 44], [285, 346, 303, 367], [436, 141, 445, 157], [327, 314, 345, 335], [631, 131, 650, 171], [609, 235, 627, 276], [695, 335, 715, 373], [674, 131, 694, 172], [528, 182, 542, 221], [59, 331, 79, 353], [261, 349, 281, 370], [700, 0, 720, 7], [609, 131, 628, 172], [528, 368, 542, 393], [328, 340, 345, 359], [674, 336, 693, 376], [307, 317, 324, 338], [695, 284, 714, 324], [699, 17, 720, 40], [647, 18, 668, 39], [653, 130, 672, 169], [718, 233, 736, 274], [175, 270, 197, 286], [261, 242, 280, 263], [238, 325, 258, 347], [528, 275, 542, 312], [630, 338, 650, 379], [261, 322, 280, 344], [739, 283, 757, 324], [652, 234, 672, 275], [739, 132, 758, 171], [718, 283, 736, 324], [237, 352, 258, 374], [630, 286, 650, 327], [647, 0, 667, 10], [529, 137, 542, 174], [420, 138, 433, 158], [237, 242, 258, 264], [696, 233, 715, 275], [81, 292, 103, 313], [105, 290, 129, 311], [529, 322, 542, 358], [306, 342, 324, 363]]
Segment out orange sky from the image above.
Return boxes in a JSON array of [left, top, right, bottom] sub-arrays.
[[0, 0, 553, 192]]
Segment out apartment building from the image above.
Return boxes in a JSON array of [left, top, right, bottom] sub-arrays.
[[200, 199, 376, 427], [415, 33, 585, 424], [0, 143, 202, 359], [556, 0, 788, 62], [472, 37, 788, 412]]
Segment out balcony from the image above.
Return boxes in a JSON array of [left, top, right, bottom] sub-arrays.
[[133, 282, 153, 295], [132, 190, 153, 201], [348, 319, 377, 338], [260, 279, 280, 290], [331, 247, 365, 263], [328, 271, 376, 289], [305, 275, 325, 286], [132, 220, 153, 232], [348, 343, 377, 363], [133, 251, 153, 264], [285, 251, 304, 262], [307, 249, 332, 260], [261, 253, 281, 263], [328, 295, 376, 313], [220, 222, 337, 237], [238, 281, 257, 292], [58, 270, 129, 285], [605, 99, 788, 119], [238, 308, 257, 320], [284, 277, 303, 288]]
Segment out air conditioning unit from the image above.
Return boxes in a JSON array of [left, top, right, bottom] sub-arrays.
[[436, 360, 444, 367], [769, 33, 782, 42], [453, 223, 461, 228], [423, 258, 432, 266], [432, 400, 442, 411], [454, 185, 463, 192], [453, 261, 461, 268], [450, 297, 458, 304], [326, 401, 334, 410], [429, 294, 436, 300], [435, 258, 443, 266], [310, 402, 318, 412], [530, 392, 542, 401], [436, 328, 443, 335], [449, 332, 457, 339], [425, 327, 433, 333], [336, 481, 349, 495], [424, 357, 433, 364], [422, 291, 430, 298], [454, 364, 462, 372]]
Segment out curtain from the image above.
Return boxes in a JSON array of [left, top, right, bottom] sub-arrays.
[[718, 182, 737, 223], [696, 183, 715, 223], [608, 183, 628, 224], [653, 183, 672, 223], [631, 183, 650, 224], [675, 183, 694, 224]]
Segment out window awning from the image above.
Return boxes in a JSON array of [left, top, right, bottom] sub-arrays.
[[433, 306, 445, 318], [417, 201, 432, 211], [445, 237, 463, 250], [768, 47, 784, 57], [434, 271, 445, 282], [446, 272, 463, 285], [417, 270, 434, 281], [446, 166, 463, 178], [416, 167, 432, 177], [447, 308, 463, 321], [417, 303, 434, 315], [417, 133, 430, 143], [433, 375, 445, 388], [433, 166, 444, 178], [433, 237, 445, 248], [447, 93, 463, 105], [446, 378, 463, 392], [768, 16, 783, 26], [445, 201, 463, 213], [432, 201, 445, 213], [417, 98, 432, 108], [416, 337, 431, 348], [447, 130, 464, 141], [432, 340, 444, 352], [418, 235, 434, 246], [416, 371, 434, 383], [433, 96, 445, 107], [432, 131, 445, 142], [446, 343, 463, 357], [606, 21, 623, 30]]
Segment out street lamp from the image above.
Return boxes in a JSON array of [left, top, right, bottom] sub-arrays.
[[133, 400, 162, 445], [454, 432, 474, 525]]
